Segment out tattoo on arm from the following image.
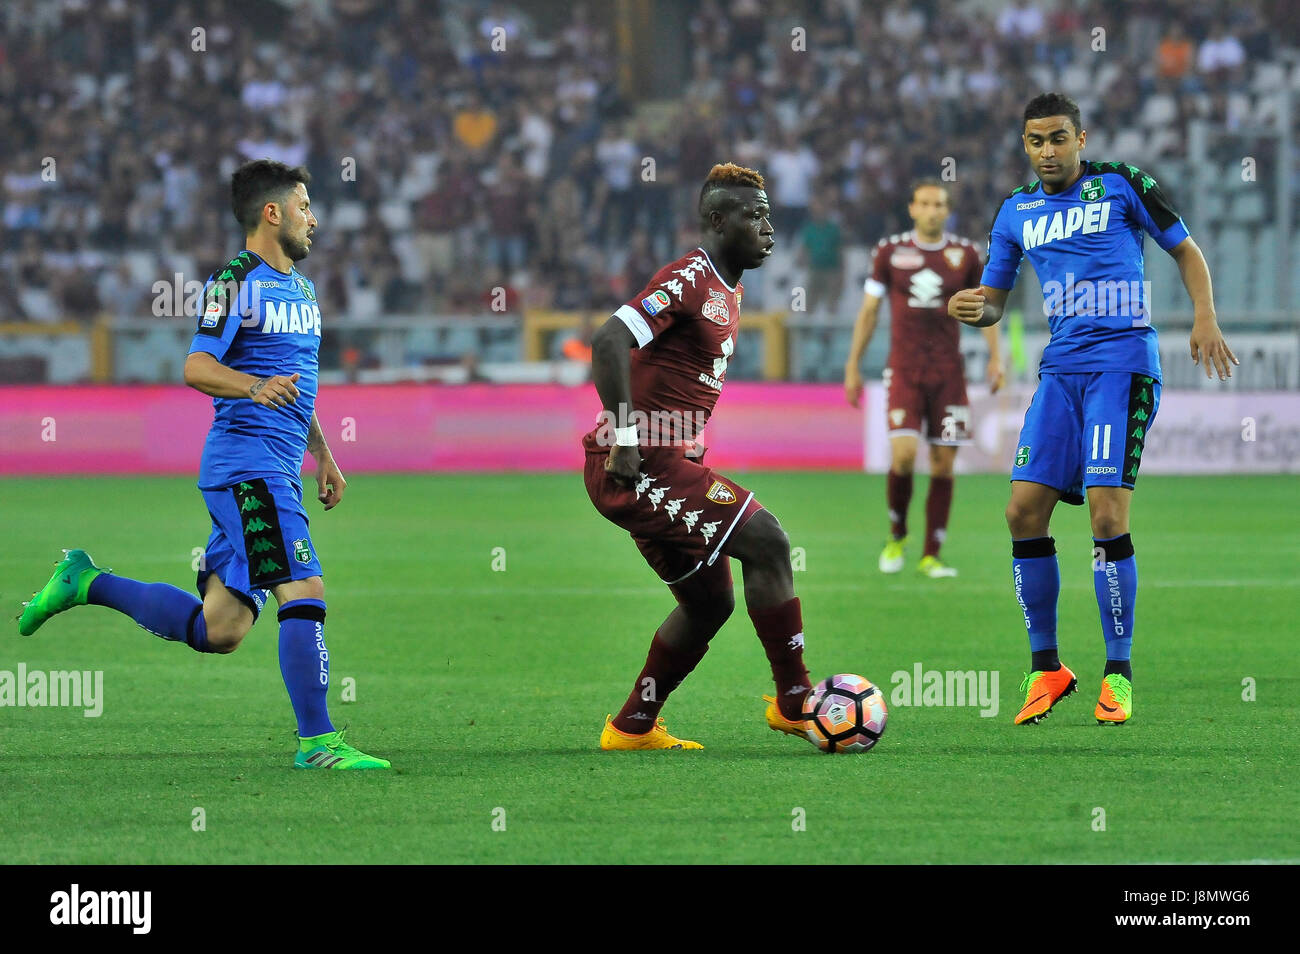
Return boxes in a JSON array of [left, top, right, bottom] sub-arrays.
[[249, 377, 268, 398], [307, 413, 326, 455]]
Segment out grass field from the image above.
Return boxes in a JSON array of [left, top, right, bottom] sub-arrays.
[[1, 472, 1296, 865]]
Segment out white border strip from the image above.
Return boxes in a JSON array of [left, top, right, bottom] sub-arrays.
[[615, 304, 653, 348], [705, 492, 756, 566]]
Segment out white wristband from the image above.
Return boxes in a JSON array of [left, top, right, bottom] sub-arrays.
[[614, 426, 639, 447]]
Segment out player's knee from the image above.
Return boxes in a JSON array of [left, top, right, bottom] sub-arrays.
[[1005, 499, 1045, 537], [749, 512, 791, 565], [203, 615, 251, 654], [892, 455, 916, 476], [683, 589, 734, 630], [1091, 512, 1127, 539]]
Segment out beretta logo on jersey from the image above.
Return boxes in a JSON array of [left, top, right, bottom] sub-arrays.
[[890, 248, 924, 269], [642, 289, 672, 315], [702, 289, 731, 325], [943, 247, 964, 270], [1079, 177, 1106, 202], [705, 481, 736, 504]]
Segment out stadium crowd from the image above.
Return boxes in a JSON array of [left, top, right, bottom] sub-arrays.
[[0, 0, 1291, 332]]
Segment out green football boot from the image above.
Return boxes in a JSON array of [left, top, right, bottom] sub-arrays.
[[294, 728, 391, 770], [17, 549, 106, 636]]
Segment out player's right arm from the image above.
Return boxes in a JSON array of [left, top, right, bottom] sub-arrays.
[[950, 199, 1021, 327], [589, 317, 641, 486], [948, 285, 1010, 327], [843, 292, 882, 407], [183, 352, 301, 407], [185, 260, 301, 408], [844, 241, 891, 407]]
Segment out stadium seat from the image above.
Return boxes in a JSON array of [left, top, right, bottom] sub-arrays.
[[1229, 192, 1266, 225]]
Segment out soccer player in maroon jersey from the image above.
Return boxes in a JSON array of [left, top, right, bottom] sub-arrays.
[[584, 163, 814, 750], [843, 180, 1005, 578]]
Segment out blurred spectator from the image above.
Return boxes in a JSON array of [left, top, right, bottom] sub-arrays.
[[1197, 21, 1246, 89], [797, 195, 843, 319]]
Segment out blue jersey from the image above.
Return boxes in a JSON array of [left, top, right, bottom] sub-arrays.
[[188, 250, 322, 491], [981, 160, 1189, 380]]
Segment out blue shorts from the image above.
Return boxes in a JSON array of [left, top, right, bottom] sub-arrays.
[[197, 476, 323, 618], [1011, 371, 1160, 506]]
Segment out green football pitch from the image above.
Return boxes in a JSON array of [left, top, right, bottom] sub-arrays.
[[1, 473, 1296, 864]]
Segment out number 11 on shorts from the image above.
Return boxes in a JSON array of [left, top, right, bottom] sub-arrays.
[[1091, 423, 1112, 460]]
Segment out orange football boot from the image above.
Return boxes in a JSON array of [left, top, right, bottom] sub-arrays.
[[1014, 665, 1078, 725]]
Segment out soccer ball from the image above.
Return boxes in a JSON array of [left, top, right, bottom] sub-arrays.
[[802, 674, 888, 753]]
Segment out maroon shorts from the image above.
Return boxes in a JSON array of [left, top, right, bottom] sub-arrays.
[[883, 363, 971, 444], [584, 444, 764, 585]]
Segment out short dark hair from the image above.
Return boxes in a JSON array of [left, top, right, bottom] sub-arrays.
[[909, 178, 949, 203], [1023, 92, 1083, 135], [231, 159, 311, 234]]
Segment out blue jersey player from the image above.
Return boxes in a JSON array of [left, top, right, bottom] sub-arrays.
[[948, 93, 1237, 727], [18, 160, 388, 769]]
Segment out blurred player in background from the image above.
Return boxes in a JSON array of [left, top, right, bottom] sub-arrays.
[[949, 93, 1237, 726], [585, 163, 816, 750], [844, 180, 1004, 578], [18, 160, 389, 769]]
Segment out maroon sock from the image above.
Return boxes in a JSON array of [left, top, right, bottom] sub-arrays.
[[887, 470, 913, 539], [748, 597, 811, 720], [612, 632, 709, 734], [924, 476, 953, 558]]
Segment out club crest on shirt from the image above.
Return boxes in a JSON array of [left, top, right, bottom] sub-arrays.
[[944, 247, 965, 270], [702, 289, 731, 326], [296, 276, 317, 302], [293, 538, 311, 564], [1079, 177, 1106, 202], [705, 480, 737, 504]]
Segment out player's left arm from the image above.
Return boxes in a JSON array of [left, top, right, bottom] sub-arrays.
[[307, 411, 346, 510], [1168, 236, 1238, 380]]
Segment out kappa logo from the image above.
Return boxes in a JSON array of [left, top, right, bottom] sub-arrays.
[[890, 408, 907, 427], [1015, 198, 1046, 211], [699, 520, 721, 544], [647, 486, 666, 510], [664, 498, 685, 520], [788, 632, 804, 650], [705, 481, 736, 504], [702, 289, 731, 325], [682, 509, 702, 531], [634, 474, 654, 499], [943, 247, 965, 270]]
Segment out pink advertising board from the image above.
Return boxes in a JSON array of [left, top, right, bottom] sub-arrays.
[[0, 384, 867, 475]]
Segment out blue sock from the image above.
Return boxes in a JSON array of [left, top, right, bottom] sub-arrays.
[[277, 599, 333, 738], [1093, 534, 1136, 676], [1012, 537, 1060, 670], [87, 573, 212, 652]]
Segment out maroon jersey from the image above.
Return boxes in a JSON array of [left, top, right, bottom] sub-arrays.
[[583, 247, 742, 447], [865, 231, 982, 374]]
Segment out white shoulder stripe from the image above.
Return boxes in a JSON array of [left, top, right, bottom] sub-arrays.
[[615, 304, 653, 348]]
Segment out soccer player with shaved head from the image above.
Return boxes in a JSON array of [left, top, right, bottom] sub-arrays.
[[948, 93, 1237, 726], [18, 159, 389, 769], [585, 162, 820, 750]]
